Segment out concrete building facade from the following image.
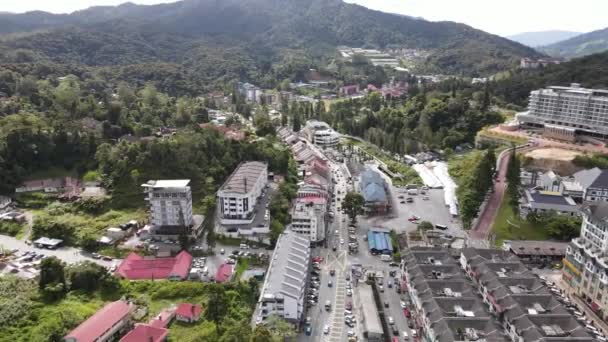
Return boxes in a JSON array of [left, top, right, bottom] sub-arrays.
[[565, 203, 608, 318], [517, 84, 608, 140], [218, 162, 268, 224], [142, 180, 193, 234]]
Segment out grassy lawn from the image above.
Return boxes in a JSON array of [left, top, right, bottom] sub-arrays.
[[234, 258, 250, 281], [358, 143, 422, 185], [35, 207, 147, 245], [491, 198, 549, 246]]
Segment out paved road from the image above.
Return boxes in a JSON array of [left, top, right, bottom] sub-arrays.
[[0, 234, 113, 267], [469, 148, 510, 240]]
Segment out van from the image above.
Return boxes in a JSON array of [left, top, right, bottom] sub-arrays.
[[381, 254, 392, 262], [407, 189, 418, 195], [435, 224, 448, 230], [240, 243, 249, 249]]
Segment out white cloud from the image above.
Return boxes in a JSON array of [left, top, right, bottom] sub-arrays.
[[344, 0, 608, 36]]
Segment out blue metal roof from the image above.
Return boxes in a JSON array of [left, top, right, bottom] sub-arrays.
[[367, 230, 393, 253]]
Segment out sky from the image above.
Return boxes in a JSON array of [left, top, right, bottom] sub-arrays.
[[2, 0, 607, 37]]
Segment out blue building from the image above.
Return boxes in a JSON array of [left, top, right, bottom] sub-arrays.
[[367, 228, 393, 255], [359, 168, 389, 215]]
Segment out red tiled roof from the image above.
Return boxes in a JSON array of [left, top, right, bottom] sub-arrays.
[[147, 308, 175, 328], [120, 324, 168, 342], [64, 300, 134, 342], [215, 263, 234, 283], [175, 303, 203, 320], [115, 251, 192, 280]]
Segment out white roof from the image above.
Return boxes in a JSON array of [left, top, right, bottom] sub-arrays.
[[142, 179, 190, 188]]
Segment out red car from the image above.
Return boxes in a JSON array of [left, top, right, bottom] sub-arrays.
[[312, 256, 324, 263], [345, 302, 352, 310], [404, 308, 411, 318], [408, 215, 421, 222]]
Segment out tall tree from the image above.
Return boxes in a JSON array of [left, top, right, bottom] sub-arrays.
[[205, 284, 228, 335], [292, 112, 301, 132], [506, 147, 521, 214], [342, 192, 365, 223]]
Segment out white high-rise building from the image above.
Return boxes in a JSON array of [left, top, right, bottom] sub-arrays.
[[218, 161, 268, 224], [142, 180, 193, 230], [517, 84, 608, 140], [290, 197, 327, 243]]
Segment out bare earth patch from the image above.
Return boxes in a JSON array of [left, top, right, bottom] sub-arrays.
[[525, 148, 583, 161]]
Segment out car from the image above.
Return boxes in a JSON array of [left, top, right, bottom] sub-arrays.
[[347, 330, 355, 337], [323, 325, 330, 335], [345, 302, 352, 310], [332, 245, 337, 251], [91, 252, 101, 259], [102, 256, 112, 261], [328, 280, 333, 287], [340, 238, 345, 245], [345, 273, 351, 281], [406, 197, 414, 203], [305, 326, 312, 336], [220, 248, 225, 255], [308, 299, 317, 305], [412, 330, 417, 337], [384, 301, 389, 308], [312, 256, 324, 263], [330, 269, 336, 276], [388, 316, 395, 325], [404, 308, 411, 318], [306, 317, 312, 325], [400, 301, 407, 309], [346, 289, 352, 296], [226, 258, 236, 264], [389, 262, 399, 267], [408, 215, 421, 222], [392, 325, 399, 336], [423, 196, 430, 200], [379, 285, 384, 292], [387, 281, 393, 288]]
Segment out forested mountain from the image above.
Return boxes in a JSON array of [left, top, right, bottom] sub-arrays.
[[541, 27, 608, 59], [493, 50, 608, 106], [0, 0, 541, 75], [507, 30, 581, 47]]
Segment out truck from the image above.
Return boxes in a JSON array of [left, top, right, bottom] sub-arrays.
[[380, 254, 392, 262]]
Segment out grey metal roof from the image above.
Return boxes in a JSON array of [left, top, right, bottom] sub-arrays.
[[261, 232, 310, 300], [219, 161, 267, 194], [574, 167, 603, 189], [359, 284, 383, 334], [527, 191, 576, 206]]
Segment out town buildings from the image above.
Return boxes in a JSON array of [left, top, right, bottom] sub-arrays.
[[359, 167, 389, 215], [520, 58, 562, 69], [115, 251, 192, 281], [237, 82, 262, 103], [403, 247, 593, 342], [519, 189, 579, 217], [574, 167, 608, 202], [403, 247, 509, 342], [517, 84, 608, 141], [461, 248, 593, 341], [255, 232, 310, 325], [291, 196, 327, 244], [502, 240, 567, 265], [217, 161, 268, 224], [564, 202, 608, 318], [64, 300, 135, 342], [142, 180, 193, 235], [302, 120, 340, 148]]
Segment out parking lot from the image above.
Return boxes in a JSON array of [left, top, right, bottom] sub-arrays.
[[371, 185, 465, 239]]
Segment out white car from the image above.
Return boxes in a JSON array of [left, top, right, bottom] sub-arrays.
[[346, 289, 352, 296], [388, 316, 395, 325], [400, 301, 407, 309], [347, 330, 355, 337], [323, 325, 330, 335], [340, 238, 345, 245], [220, 248, 225, 255]]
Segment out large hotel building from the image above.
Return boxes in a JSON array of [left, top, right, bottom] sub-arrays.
[[517, 83, 608, 141]]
